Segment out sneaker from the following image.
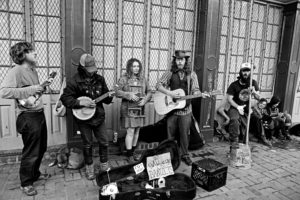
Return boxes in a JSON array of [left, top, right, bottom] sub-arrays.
[[100, 162, 110, 171], [85, 164, 95, 180], [20, 185, 37, 196], [181, 156, 193, 166]]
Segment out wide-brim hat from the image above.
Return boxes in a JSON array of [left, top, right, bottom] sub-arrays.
[[172, 50, 190, 59], [80, 53, 97, 73]]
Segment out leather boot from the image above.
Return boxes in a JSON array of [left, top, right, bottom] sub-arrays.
[[85, 163, 95, 180]]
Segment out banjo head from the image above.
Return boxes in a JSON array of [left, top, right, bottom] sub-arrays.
[[72, 96, 96, 120]]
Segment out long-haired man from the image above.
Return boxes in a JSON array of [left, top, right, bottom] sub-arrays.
[[156, 50, 206, 166]]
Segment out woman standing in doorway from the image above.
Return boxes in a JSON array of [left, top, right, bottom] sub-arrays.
[[116, 58, 152, 162]]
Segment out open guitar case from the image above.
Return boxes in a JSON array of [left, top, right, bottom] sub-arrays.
[[139, 115, 205, 150], [96, 140, 196, 200]]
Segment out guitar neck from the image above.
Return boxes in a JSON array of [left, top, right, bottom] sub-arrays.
[[94, 93, 109, 104], [180, 93, 202, 100]]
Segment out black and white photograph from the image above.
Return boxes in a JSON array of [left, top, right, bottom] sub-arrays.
[[0, 0, 300, 199]]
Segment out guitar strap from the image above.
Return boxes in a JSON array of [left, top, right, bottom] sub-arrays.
[[187, 74, 191, 95]]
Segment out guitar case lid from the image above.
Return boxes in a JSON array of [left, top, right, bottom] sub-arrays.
[[96, 140, 180, 187]]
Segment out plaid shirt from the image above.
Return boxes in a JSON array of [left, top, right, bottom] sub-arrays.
[[156, 71, 200, 115]]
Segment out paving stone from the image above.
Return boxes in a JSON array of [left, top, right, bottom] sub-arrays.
[[1, 141, 300, 200]]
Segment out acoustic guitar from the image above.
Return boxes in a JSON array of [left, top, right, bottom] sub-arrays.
[[18, 71, 57, 108], [153, 88, 222, 115], [72, 91, 116, 120]]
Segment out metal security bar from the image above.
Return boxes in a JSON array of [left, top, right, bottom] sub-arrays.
[[0, 0, 26, 84], [91, 0, 198, 89], [174, 0, 197, 61], [31, 0, 62, 92], [218, 0, 231, 91], [121, 0, 146, 74], [148, 0, 173, 88], [92, 0, 118, 89], [260, 5, 282, 91], [218, 0, 283, 93], [148, 0, 197, 88], [248, 2, 266, 84], [227, 0, 250, 87]]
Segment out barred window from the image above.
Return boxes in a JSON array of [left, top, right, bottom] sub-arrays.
[[32, 0, 63, 92], [0, 0, 26, 84], [218, 0, 283, 93], [91, 0, 117, 90], [91, 0, 198, 90], [148, 0, 173, 88]]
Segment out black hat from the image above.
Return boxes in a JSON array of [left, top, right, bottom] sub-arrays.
[[172, 50, 190, 59]]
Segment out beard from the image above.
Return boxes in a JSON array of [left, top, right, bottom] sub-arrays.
[[240, 76, 250, 84]]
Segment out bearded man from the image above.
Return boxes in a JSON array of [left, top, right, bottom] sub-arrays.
[[226, 63, 260, 165]]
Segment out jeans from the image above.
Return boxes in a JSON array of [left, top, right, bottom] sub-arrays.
[[77, 122, 108, 164], [228, 107, 247, 149], [167, 113, 192, 157], [16, 111, 47, 187]]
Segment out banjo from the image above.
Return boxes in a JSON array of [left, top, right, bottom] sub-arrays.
[[72, 91, 115, 120]]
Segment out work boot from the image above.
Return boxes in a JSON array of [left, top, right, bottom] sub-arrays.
[[85, 163, 95, 180], [100, 162, 109, 171]]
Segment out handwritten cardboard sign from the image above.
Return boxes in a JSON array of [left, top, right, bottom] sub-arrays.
[[146, 152, 174, 180]]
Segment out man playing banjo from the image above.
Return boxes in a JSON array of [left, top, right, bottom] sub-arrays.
[[60, 54, 113, 180]]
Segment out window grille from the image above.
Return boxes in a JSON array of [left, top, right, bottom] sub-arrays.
[[0, 0, 26, 84], [148, 0, 173, 88], [91, 0, 118, 90], [32, 0, 63, 92], [91, 0, 198, 89], [218, 0, 283, 93]]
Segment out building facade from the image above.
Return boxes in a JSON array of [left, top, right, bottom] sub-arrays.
[[0, 0, 299, 152]]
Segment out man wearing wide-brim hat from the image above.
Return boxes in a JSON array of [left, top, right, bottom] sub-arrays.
[[60, 53, 113, 180], [156, 50, 208, 166]]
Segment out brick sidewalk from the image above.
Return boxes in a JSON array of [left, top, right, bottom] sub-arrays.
[[1, 140, 300, 200]]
